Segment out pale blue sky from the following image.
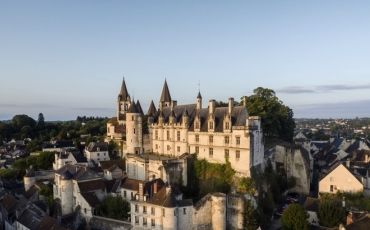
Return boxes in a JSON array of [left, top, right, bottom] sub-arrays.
[[1, 1, 370, 120]]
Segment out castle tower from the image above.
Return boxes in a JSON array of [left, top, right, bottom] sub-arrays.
[[60, 171, 73, 215], [159, 79, 172, 110], [24, 167, 36, 191], [126, 100, 143, 154], [117, 77, 131, 121]]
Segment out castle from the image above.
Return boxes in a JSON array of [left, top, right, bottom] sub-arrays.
[[107, 78, 264, 177]]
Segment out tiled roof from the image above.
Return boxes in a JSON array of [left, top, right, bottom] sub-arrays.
[[38, 216, 69, 230], [86, 142, 108, 152], [121, 178, 142, 191], [1, 194, 17, 213]]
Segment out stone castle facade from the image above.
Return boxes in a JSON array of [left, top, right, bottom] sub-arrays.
[[107, 78, 264, 177]]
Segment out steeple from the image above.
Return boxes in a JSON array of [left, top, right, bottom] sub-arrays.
[[196, 90, 202, 110], [147, 100, 157, 116], [197, 91, 202, 99], [160, 79, 172, 103], [136, 100, 144, 115], [118, 77, 130, 101]]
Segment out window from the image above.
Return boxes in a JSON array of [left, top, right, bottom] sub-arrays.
[[177, 131, 181, 141], [151, 207, 155, 215], [84, 208, 87, 214], [167, 130, 170, 140], [209, 135, 213, 144], [134, 128, 136, 134], [183, 208, 187, 215], [209, 148, 213, 158], [135, 216, 139, 224], [225, 149, 229, 159], [162, 208, 165, 217], [167, 145, 170, 151], [155, 130, 158, 140], [209, 121, 214, 130], [236, 150, 240, 160], [135, 205, 139, 213], [151, 219, 155, 227], [236, 137, 240, 145], [195, 146, 199, 154], [143, 217, 147, 226], [123, 190, 127, 198], [225, 122, 230, 130], [155, 144, 158, 150], [195, 121, 200, 129], [97, 153, 100, 156], [132, 115, 134, 121], [195, 135, 199, 143], [225, 136, 230, 144], [143, 206, 147, 214], [330, 185, 334, 192], [131, 192, 134, 199], [177, 146, 180, 152]]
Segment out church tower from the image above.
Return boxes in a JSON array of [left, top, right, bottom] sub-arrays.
[[159, 79, 172, 110], [117, 78, 131, 121], [126, 100, 143, 155]]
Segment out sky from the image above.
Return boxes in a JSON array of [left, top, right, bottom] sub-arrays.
[[1, 1, 370, 120]]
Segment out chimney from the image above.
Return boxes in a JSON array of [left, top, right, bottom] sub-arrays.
[[153, 181, 158, 194], [209, 100, 215, 115], [346, 212, 353, 225], [242, 96, 247, 107], [228, 97, 234, 114], [139, 182, 144, 201]]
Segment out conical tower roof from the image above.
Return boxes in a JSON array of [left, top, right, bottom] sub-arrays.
[[160, 79, 172, 102], [147, 100, 157, 116], [136, 100, 144, 115], [197, 91, 202, 99], [119, 77, 129, 101], [128, 100, 139, 113]]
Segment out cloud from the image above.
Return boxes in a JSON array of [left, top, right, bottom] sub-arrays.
[[276, 83, 370, 94], [293, 100, 370, 118]]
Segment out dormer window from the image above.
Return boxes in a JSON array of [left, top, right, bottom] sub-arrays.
[[209, 121, 214, 130], [225, 122, 230, 130], [195, 121, 200, 129]]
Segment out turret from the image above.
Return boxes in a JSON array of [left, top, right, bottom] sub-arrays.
[[117, 77, 131, 120], [159, 79, 172, 110], [126, 101, 143, 154], [196, 91, 202, 110], [182, 109, 189, 127], [60, 171, 73, 215], [169, 110, 176, 124]]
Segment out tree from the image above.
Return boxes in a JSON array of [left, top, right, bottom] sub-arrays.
[[11, 114, 36, 130], [242, 87, 295, 142], [318, 197, 346, 227], [281, 204, 309, 230], [244, 199, 258, 230], [96, 196, 130, 220], [37, 113, 45, 129]]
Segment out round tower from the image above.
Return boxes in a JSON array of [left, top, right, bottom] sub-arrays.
[[163, 207, 178, 230], [24, 167, 36, 191], [126, 101, 143, 154], [60, 171, 74, 215], [212, 193, 227, 230]]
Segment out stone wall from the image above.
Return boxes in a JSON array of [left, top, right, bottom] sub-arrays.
[[89, 215, 131, 230]]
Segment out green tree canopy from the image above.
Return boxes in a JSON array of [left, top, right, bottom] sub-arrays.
[[96, 195, 130, 220], [281, 204, 309, 230], [37, 113, 45, 129], [12, 114, 36, 130], [318, 197, 346, 227], [242, 87, 295, 142]]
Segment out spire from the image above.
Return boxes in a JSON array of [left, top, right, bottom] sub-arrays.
[[197, 91, 202, 99], [119, 77, 129, 101], [160, 79, 172, 102], [136, 100, 144, 115], [147, 100, 157, 116], [128, 100, 139, 113]]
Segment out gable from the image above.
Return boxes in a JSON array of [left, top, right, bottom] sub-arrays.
[[320, 164, 362, 185]]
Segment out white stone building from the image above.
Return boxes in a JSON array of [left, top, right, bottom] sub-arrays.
[[107, 79, 264, 178], [84, 142, 110, 165]]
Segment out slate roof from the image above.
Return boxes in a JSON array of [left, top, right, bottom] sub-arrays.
[[78, 179, 106, 193], [136, 100, 144, 115], [1, 194, 17, 213], [38, 216, 69, 230], [160, 80, 172, 102], [147, 100, 157, 116], [99, 160, 124, 171], [55, 165, 101, 181], [86, 142, 108, 152], [128, 100, 140, 113], [152, 103, 248, 132], [118, 77, 130, 101], [81, 192, 100, 208]]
